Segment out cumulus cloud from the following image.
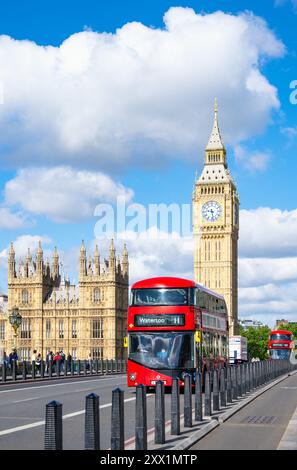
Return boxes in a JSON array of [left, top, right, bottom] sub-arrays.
[[234, 145, 271, 172], [0, 234, 52, 260], [0, 7, 284, 170], [4, 166, 134, 223], [0, 208, 26, 229], [240, 207, 297, 257]]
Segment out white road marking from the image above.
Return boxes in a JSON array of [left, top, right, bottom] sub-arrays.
[[0, 376, 126, 395], [0, 394, 153, 436], [13, 398, 37, 404]]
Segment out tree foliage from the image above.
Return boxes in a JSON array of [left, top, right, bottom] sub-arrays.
[[276, 322, 297, 340], [239, 325, 271, 360]]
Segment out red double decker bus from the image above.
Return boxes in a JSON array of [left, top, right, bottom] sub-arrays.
[[127, 276, 228, 387], [268, 330, 293, 360]]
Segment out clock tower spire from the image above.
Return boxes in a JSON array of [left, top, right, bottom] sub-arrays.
[[192, 100, 239, 335]]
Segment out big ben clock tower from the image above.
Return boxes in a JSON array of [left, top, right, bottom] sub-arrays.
[[192, 100, 239, 335]]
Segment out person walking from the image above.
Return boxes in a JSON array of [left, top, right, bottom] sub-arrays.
[[35, 353, 42, 375], [67, 352, 72, 373], [53, 351, 61, 374]]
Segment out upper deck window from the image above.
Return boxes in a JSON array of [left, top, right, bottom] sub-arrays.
[[131, 288, 189, 306], [270, 333, 292, 341]]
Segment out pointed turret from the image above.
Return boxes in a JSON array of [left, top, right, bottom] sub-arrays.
[[79, 240, 87, 278], [94, 244, 100, 276], [26, 247, 32, 264], [8, 242, 16, 279], [109, 238, 116, 271], [205, 98, 226, 166], [52, 246, 59, 280], [122, 243, 129, 277], [25, 248, 32, 277], [36, 240, 43, 275]]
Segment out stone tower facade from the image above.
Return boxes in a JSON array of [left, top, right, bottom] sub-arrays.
[[4, 240, 128, 360], [192, 100, 239, 335]]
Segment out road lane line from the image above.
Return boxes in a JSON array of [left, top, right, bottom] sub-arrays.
[[0, 394, 153, 436], [13, 398, 38, 404], [0, 376, 126, 395]]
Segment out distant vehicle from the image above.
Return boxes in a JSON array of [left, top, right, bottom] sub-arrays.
[[127, 276, 228, 388], [229, 335, 248, 364], [268, 330, 293, 360]]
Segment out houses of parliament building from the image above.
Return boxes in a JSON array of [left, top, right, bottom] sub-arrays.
[[0, 100, 240, 360], [0, 240, 129, 360]]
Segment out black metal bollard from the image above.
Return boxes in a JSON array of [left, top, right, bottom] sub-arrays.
[[241, 364, 245, 394], [71, 360, 74, 376], [85, 393, 100, 450], [226, 366, 232, 403], [232, 366, 238, 400], [135, 384, 147, 450], [204, 371, 212, 416], [77, 359, 81, 375], [12, 360, 17, 381], [155, 381, 165, 444], [171, 377, 180, 435], [44, 401, 63, 450], [195, 371, 203, 421], [245, 363, 250, 393], [2, 362, 6, 382], [40, 360, 45, 379], [213, 369, 220, 411], [184, 374, 192, 427], [237, 365, 242, 397], [111, 359, 114, 373], [32, 361, 36, 380], [111, 388, 124, 450], [220, 368, 227, 407]]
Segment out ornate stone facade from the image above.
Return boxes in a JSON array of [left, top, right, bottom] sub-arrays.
[[192, 100, 239, 334], [3, 240, 128, 360]]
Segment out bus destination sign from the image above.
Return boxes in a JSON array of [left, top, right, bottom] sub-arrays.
[[134, 314, 185, 327]]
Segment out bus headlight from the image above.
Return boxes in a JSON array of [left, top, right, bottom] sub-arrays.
[[130, 373, 137, 381]]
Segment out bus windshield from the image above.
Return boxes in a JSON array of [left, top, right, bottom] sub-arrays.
[[270, 333, 292, 341], [129, 332, 194, 369], [131, 288, 189, 306], [269, 349, 291, 360]]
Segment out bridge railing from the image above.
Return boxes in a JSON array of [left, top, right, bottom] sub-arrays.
[[43, 358, 297, 450], [0, 359, 127, 383]]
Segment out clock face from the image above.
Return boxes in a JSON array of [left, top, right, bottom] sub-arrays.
[[202, 201, 222, 222]]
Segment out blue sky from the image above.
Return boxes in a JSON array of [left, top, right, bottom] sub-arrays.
[[0, 0, 297, 325]]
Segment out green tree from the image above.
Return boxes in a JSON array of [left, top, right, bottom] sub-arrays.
[[239, 325, 271, 360], [276, 322, 297, 339]]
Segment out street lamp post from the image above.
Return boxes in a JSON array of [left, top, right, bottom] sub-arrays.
[[9, 306, 22, 351]]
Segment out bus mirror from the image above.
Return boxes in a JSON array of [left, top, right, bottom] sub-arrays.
[[195, 331, 201, 343], [123, 337, 128, 348]]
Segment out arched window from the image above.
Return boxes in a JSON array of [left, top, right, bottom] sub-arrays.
[[22, 289, 29, 304], [93, 288, 100, 303]]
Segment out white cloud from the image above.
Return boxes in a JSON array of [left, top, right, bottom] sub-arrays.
[[0, 208, 26, 229], [0, 7, 284, 170], [274, 0, 297, 12], [4, 166, 134, 223], [234, 145, 271, 171], [0, 234, 52, 260], [240, 207, 297, 257]]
